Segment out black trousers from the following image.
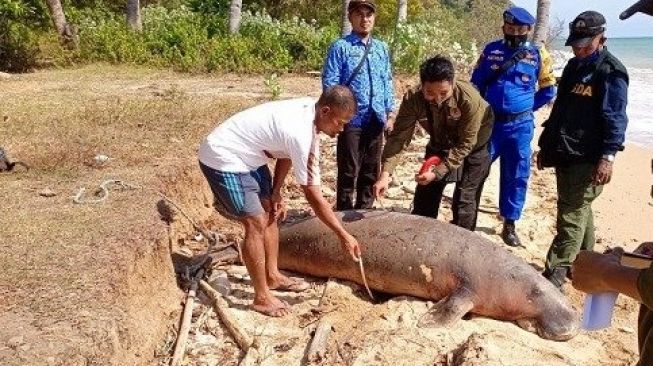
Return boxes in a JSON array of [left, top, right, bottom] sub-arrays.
[[336, 125, 384, 210], [412, 145, 491, 231]]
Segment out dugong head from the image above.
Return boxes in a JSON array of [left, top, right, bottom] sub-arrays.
[[527, 282, 580, 341]]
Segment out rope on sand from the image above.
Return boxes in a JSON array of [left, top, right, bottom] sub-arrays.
[[72, 179, 222, 260], [72, 179, 141, 204]]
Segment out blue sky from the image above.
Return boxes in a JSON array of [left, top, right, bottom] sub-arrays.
[[511, 0, 653, 38]]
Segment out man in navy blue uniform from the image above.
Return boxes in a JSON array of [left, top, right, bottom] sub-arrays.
[[471, 7, 557, 247]]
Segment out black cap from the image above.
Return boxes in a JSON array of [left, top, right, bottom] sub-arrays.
[[348, 0, 376, 13], [565, 11, 606, 47], [620, 0, 653, 20]]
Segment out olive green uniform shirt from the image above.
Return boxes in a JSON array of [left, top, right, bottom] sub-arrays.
[[637, 266, 653, 365], [381, 80, 494, 176]]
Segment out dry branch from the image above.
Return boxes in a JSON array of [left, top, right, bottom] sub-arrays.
[[199, 279, 253, 351], [306, 319, 333, 363], [317, 279, 333, 309]]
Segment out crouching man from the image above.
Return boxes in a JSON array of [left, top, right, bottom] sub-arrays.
[[374, 56, 494, 232], [198, 86, 362, 317]]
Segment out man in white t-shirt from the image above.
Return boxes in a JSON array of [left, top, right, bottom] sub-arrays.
[[199, 85, 362, 317]]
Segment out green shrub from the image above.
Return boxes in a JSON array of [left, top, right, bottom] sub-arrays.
[[9, 0, 506, 74], [75, 14, 150, 64], [142, 6, 209, 71], [0, 20, 39, 72], [206, 36, 258, 72], [391, 9, 478, 74], [0, 0, 40, 72]]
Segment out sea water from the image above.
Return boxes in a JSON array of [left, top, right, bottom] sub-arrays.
[[552, 37, 653, 149]]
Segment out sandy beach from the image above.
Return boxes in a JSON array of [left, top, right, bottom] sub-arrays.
[[3, 68, 651, 365], [593, 142, 653, 249]]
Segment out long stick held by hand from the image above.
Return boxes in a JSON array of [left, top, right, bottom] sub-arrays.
[[358, 256, 375, 301]]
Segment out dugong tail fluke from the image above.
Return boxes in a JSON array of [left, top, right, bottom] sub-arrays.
[[278, 210, 579, 341]]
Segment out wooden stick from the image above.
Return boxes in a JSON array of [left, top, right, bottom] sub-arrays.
[[317, 278, 333, 309], [238, 338, 262, 366], [199, 280, 253, 351], [306, 319, 333, 363], [236, 240, 244, 264], [170, 268, 204, 366]]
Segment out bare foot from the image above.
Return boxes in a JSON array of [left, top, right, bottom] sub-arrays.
[[268, 273, 310, 292], [252, 295, 291, 317], [251, 302, 291, 317]]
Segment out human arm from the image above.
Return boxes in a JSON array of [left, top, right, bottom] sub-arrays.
[[380, 89, 421, 175], [322, 41, 344, 90], [533, 45, 557, 111], [601, 72, 629, 156], [443, 98, 483, 173], [592, 72, 629, 185], [470, 47, 490, 96], [302, 185, 361, 261], [375, 90, 421, 196], [270, 159, 292, 222], [534, 86, 556, 111], [571, 250, 643, 303], [382, 43, 397, 131]]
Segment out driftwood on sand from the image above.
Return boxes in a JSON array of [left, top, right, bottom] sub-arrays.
[[306, 319, 333, 363], [200, 279, 253, 351]]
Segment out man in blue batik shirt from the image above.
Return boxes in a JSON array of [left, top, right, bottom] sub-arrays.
[[471, 6, 557, 247], [322, 0, 395, 210]]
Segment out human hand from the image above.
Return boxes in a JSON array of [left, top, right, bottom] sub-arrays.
[[385, 120, 395, 134], [415, 171, 437, 185], [571, 250, 622, 294], [270, 192, 287, 223], [340, 232, 361, 261], [385, 113, 396, 133], [373, 174, 391, 199], [592, 159, 613, 185]]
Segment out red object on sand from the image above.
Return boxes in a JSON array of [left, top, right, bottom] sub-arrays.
[[418, 156, 442, 174]]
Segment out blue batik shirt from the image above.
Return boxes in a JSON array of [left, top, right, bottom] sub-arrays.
[[322, 33, 395, 129]]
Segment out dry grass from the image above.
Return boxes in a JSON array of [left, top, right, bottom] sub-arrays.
[[0, 65, 323, 365]]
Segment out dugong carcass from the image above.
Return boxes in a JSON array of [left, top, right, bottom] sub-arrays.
[[278, 210, 579, 341]]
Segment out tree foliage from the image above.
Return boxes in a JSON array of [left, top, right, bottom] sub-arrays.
[[1, 0, 510, 73]]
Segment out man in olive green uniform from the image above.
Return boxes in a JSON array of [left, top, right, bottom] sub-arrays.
[[374, 56, 494, 231], [573, 5, 653, 366], [537, 11, 629, 288]]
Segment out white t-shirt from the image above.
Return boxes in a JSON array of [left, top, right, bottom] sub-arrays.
[[199, 97, 321, 186]]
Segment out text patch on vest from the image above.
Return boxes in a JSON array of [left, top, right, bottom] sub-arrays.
[[571, 83, 593, 97]]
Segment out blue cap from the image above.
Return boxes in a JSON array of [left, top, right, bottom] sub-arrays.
[[503, 7, 536, 26]]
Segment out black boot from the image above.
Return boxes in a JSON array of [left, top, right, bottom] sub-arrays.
[[501, 220, 522, 247], [543, 266, 569, 292]]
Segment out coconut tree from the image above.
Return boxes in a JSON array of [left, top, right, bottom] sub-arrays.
[[397, 0, 408, 24], [341, 0, 352, 36], [229, 0, 243, 34], [126, 0, 142, 31], [45, 0, 76, 47], [533, 0, 551, 45]]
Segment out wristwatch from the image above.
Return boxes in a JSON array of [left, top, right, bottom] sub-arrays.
[[602, 154, 615, 162]]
